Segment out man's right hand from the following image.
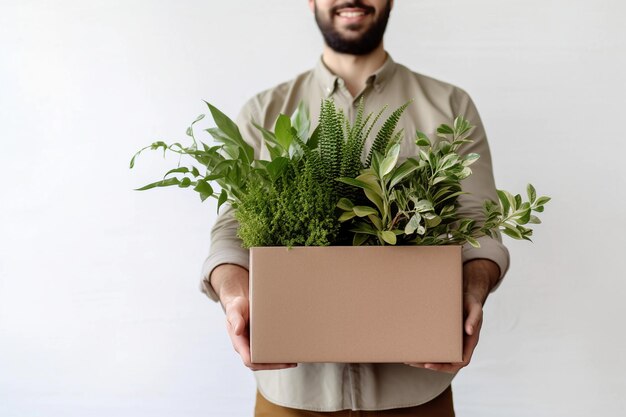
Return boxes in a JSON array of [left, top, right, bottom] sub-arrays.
[[211, 264, 298, 371]]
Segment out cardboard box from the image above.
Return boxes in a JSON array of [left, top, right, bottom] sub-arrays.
[[249, 245, 462, 363]]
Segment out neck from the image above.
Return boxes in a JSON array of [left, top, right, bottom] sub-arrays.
[[321, 44, 387, 97]]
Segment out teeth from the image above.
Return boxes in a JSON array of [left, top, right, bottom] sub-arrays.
[[339, 11, 365, 17]]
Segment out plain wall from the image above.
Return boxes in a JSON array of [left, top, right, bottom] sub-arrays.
[[1, 1, 625, 416]]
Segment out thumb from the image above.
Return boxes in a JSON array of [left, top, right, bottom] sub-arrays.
[[227, 311, 244, 335], [465, 302, 482, 335]]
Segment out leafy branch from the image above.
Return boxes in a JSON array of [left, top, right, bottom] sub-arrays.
[[337, 116, 550, 246]]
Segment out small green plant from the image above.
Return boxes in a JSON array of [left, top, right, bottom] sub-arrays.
[[336, 116, 550, 246], [130, 98, 413, 248]]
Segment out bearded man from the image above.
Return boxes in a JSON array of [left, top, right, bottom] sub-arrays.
[[201, 1, 510, 415]]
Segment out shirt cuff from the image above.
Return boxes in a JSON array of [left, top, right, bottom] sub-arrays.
[[461, 235, 510, 292], [199, 252, 250, 302]]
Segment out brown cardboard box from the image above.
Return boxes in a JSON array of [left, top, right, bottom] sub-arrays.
[[249, 245, 462, 363]]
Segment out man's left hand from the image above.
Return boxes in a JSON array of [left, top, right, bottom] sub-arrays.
[[404, 259, 500, 373]]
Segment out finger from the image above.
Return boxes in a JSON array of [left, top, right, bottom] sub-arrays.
[[227, 323, 258, 369], [404, 362, 425, 368], [226, 312, 243, 336], [464, 301, 483, 336], [225, 298, 248, 336], [226, 317, 249, 355], [458, 320, 481, 368], [424, 363, 465, 374], [249, 363, 299, 371], [424, 363, 462, 373]]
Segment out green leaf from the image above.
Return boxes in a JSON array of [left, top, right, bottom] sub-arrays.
[[274, 114, 293, 151], [353, 233, 369, 246], [367, 214, 383, 230], [291, 101, 310, 142], [458, 167, 472, 179], [339, 211, 357, 222], [497, 190, 511, 214], [356, 172, 383, 194], [265, 143, 283, 160], [527, 184, 537, 203], [150, 141, 169, 152], [380, 230, 397, 245], [266, 157, 289, 181], [462, 153, 480, 167], [217, 189, 228, 212], [379, 143, 401, 177], [415, 131, 431, 147], [350, 222, 379, 236], [437, 190, 466, 205], [405, 214, 421, 235], [440, 154, 459, 170], [205, 101, 254, 164], [501, 223, 523, 239], [529, 215, 542, 224], [135, 177, 180, 191], [364, 188, 385, 214], [466, 236, 480, 248], [353, 206, 378, 217], [193, 180, 214, 201], [164, 166, 190, 178], [129, 150, 143, 169], [337, 177, 376, 192], [308, 125, 320, 149], [389, 159, 419, 188], [205, 101, 240, 142], [437, 124, 454, 135], [423, 212, 442, 227], [252, 121, 283, 152], [413, 199, 433, 212], [337, 198, 354, 211], [517, 207, 532, 225], [453, 116, 472, 135], [535, 196, 551, 206], [179, 177, 192, 188]]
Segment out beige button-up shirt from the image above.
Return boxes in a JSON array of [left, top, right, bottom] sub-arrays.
[[200, 54, 510, 411]]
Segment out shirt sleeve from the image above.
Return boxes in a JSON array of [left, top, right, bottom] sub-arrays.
[[451, 88, 511, 291], [199, 97, 264, 302]]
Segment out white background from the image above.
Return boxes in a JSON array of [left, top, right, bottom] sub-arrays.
[[1, 1, 625, 416]]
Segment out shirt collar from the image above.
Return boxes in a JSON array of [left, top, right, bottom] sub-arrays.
[[314, 52, 397, 98]]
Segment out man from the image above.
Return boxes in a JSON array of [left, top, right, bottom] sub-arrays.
[[201, 1, 510, 415]]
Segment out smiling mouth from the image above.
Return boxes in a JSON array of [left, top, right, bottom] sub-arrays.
[[336, 8, 369, 18]]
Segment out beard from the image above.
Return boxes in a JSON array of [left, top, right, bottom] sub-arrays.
[[314, 0, 392, 55]]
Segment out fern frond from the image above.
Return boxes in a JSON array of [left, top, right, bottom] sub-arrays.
[[363, 105, 388, 149], [365, 101, 411, 167], [318, 100, 344, 185]]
